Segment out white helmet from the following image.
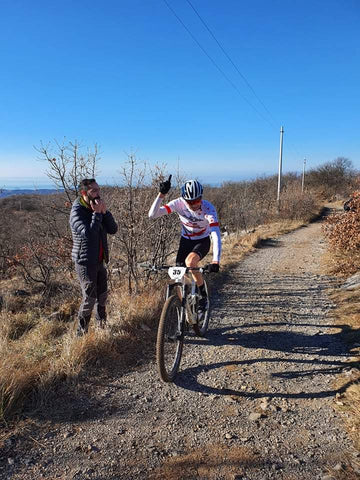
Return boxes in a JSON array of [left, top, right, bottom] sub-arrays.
[[181, 180, 203, 201]]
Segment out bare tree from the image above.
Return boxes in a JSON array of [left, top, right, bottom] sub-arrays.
[[107, 155, 179, 294], [35, 139, 100, 202]]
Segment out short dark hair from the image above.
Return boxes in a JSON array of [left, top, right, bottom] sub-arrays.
[[78, 178, 96, 192]]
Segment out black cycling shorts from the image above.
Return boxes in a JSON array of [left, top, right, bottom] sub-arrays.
[[176, 235, 211, 266]]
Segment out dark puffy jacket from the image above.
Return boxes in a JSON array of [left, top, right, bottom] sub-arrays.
[[70, 198, 118, 265]]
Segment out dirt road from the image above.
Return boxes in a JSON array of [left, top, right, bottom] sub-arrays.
[[2, 219, 359, 480]]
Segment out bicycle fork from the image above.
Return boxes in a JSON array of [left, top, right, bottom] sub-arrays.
[[186, 282, 199, 325]]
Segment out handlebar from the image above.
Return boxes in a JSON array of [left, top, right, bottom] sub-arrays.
[[139, 263, 210, 273]]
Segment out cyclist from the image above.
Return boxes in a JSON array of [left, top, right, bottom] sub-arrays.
[[148, 175, 221, 317]]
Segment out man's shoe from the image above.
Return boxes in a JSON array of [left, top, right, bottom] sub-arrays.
[[76, 326, 88, 337]]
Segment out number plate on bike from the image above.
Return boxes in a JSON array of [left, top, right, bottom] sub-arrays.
[[168, 267, 186, 280]]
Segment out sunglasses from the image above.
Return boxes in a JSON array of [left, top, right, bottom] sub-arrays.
[[186, 197, 202, 206]]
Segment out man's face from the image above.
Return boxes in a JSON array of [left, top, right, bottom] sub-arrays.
[[84, 182, 100, 201], [186, 197, 202, 211]]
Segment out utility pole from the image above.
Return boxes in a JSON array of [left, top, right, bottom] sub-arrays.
[[302, 158, 306, 193], [277, 126, 284, 213]]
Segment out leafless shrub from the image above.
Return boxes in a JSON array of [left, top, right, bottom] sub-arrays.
[[279, 181, 318, 221], [306, 157, 357, 200], [323, 193, 360, 274], [35, 139, 100, 202], [107, 155, 180, 293], [206, 173, 316, 234]]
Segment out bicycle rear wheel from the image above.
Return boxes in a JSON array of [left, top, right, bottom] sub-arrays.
[[193, 279, 210, 337], [156, 294, 184, 382]]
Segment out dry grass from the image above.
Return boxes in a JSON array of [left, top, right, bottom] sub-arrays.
[[0, 213, 321, 422], [149, 443, 257, 480], [0, 275, 163, 420]]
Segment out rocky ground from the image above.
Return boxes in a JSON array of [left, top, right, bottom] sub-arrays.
[[1, 218, 359, 480]]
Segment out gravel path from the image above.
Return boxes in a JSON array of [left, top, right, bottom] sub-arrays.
[[2, 219, 359, 480]]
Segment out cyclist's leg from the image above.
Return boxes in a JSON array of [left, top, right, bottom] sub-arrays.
[[175, 236, 191, 267], [185, 236, 211, 287], [185, 252, 203, 286]]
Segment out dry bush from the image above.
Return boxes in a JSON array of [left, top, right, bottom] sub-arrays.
[[306, 157, 357, 200], [279, 182, 318, 221], [206, 174, 318, 235], [206, 176, 278, 232], [323, 193, 360, 275]]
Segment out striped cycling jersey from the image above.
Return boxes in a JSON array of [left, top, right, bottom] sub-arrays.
[[148, 194, 222, 262]]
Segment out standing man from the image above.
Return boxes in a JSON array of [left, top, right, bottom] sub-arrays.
[[148, 175, 221, 316], [70, 178, 118, 336]]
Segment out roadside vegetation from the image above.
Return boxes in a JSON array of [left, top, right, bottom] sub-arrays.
[[323, 190, 360, 449], [0, 140, 358, 425]]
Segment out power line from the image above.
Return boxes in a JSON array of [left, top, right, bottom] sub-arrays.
[[185, 0, 277, 128], [163, 0, 305, 170], [186, 1, 305, 167], [162, 0, 275, 129]]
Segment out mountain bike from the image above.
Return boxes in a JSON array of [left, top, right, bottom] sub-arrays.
[[140, 264, 211, 382]]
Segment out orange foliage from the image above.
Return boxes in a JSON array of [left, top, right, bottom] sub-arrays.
[[323, 193, 360, 251]]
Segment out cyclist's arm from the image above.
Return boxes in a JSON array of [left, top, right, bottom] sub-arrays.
[[204, 203, 222, 262], [210, 226, 222, 263], [148, 193, 173, 219]]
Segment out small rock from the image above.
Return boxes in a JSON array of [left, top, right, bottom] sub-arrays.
[[333, 463, 344, 471], [64, 431, 73, 439], [269, 405, 280, 412], [249, 412, 263, 421], [7, 457, 15, 466], [140, 323, 151, 332], [224, 396, 237, 403], [225, 433, 233, 439], [87, 444, 99, 452], [4, 438, 14, 448], [13, 289, 29, 297]]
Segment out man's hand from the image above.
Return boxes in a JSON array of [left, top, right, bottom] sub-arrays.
[[90, 198, 106, 214], [208, 263, 220, 273], [159, 175, 172, 195]]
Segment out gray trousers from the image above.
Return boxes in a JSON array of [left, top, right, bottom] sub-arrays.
[[75, 262, 108, 333]]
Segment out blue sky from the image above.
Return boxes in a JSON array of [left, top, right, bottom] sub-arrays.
[[0, 0, 359, 187]]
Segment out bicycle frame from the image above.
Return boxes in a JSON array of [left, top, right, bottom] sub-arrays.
[[166, 267, 202, 325], [140, 263, 211, 381]]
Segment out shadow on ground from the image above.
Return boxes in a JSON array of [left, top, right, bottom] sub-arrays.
[[176, 321, 358, 400]]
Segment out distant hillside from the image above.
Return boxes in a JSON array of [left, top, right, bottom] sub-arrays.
[[0, 189, 60, 198]]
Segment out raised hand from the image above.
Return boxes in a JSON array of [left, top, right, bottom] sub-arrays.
[[159, 174, 172, 195], [90, 198, 106, 214]]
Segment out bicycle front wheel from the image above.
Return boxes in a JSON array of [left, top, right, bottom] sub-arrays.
[[156, 294, 184, 382]]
